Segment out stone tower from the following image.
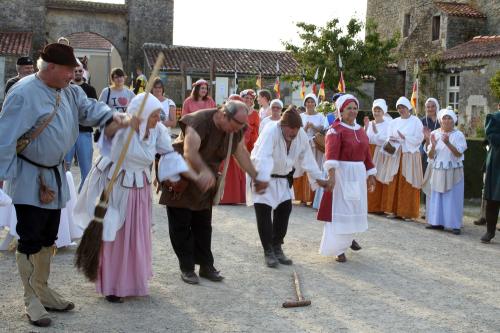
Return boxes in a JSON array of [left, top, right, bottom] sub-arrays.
[[127, 0, 174, 73]]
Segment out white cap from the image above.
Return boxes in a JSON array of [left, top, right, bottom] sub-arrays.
[[396, 96, 412, 111], [372, 98, 388, 114]]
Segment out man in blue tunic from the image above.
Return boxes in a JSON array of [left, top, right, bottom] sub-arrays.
[[0, 43, 130, 327]]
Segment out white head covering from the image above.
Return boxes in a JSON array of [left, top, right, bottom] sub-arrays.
[[396, 96, 413, 111], [0, 188, 12, 206], [127, 92, 163, 139], [372, 98, 388, 114], [425, 98, 440, 114], [303, 93, 318, 107], [270, 99, 283, 109], [437, 108, 457, 124], [335, 94, 359, 112]]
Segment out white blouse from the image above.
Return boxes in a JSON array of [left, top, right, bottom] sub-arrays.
[[427, 129, 467, 169], [300, 113, 326, 140], [385, 115, 424, 153], [366, 119, 391, 146]]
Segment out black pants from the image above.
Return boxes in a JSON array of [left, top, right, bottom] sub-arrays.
[[485, 200, 500, 233], [254, 200, 292, 251], [166, 206, 214, 272], [14, 204, 61, 255]]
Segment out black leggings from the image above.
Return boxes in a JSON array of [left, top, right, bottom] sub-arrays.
[[254, 200, 292, 251], [14, 204, 61, 255]]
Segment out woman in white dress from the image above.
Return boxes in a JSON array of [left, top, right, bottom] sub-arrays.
[[364, 99, 392, 214], [425, 108, 467, 234], [294, 93, 325, 204]]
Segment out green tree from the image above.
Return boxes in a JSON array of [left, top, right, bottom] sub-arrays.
[[283, 18, 398, 94], [490, 70, 500, 100]]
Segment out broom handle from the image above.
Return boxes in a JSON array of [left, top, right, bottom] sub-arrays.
[[293, 271, 304, 301], [103, 53, 165, 201]]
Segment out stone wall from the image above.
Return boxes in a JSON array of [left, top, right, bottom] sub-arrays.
[[448, 58, 499, 137], [445, 16, 486, 49], [127, 0, 174, 74], [0, 0, 174, 76]]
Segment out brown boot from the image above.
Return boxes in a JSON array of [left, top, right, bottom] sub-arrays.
[[15, 251, 51, 327], [32, 246, 74, 312]]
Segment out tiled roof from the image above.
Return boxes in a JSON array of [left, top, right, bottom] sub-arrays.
[[67, 32, 112, 50], [143, 43, 300, 76], [434, 2, 486, 18], [0, 32, 33, 57], [442, 36, 500, 61], [46, 0, 127, 13]]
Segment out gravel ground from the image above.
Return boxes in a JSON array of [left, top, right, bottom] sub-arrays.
[[1, 190, 500, 332]]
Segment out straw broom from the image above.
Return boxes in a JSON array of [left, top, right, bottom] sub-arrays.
[[75, 53, 165, 281]]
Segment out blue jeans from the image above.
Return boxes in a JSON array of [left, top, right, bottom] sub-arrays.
[[65, 132, 93, 193]]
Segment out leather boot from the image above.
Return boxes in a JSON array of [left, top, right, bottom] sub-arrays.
[[264, 248, 279, 268], [16, 251, 51, 327], [272, 245, 292, 265], [32, 246, 74, 311], [480, 219, 496, 244]]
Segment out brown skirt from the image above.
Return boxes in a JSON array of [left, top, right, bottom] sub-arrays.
[[293, 174, 314, 204], [381, 159, 420, 219]]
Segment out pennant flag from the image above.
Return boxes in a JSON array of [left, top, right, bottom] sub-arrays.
[[312, 67, 319, 95], [411, 61, 419, 113], [234, 61, 238, 93], [300, 76, 306, 100], [337, 71, 346, 93], [410, 79, 418, 110], [273, 77, 280, 99], [256, 60, 262, 90], [129, 72, 134, 90], [274, 60, 280, 98], [318, 68, 327, 100], [256, 74, 262, 90], [337, 55, 346, 93]]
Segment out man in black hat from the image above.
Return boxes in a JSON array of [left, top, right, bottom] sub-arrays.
[[4, 56, 35, 95], [0, 43, 132, 327]]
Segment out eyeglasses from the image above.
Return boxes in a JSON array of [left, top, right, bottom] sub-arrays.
[[75, 70, 83, 73]]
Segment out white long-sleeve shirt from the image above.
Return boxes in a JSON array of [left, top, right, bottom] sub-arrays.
[[366, 119, 391, 146], [385, 115, 424, 153], [249, 122, 323, 208]]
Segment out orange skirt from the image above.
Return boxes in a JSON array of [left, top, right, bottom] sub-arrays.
[[293, 174, 314, 204], [381, 159, 420, 219], [367, 144, 389, 213]]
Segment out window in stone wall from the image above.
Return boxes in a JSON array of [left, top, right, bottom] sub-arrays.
[[403, 14, 411, 37], [447, 74, 460, 110], [432, 16, 440, 41]]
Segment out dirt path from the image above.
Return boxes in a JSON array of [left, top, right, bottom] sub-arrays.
[[1, 196, 500, 332]]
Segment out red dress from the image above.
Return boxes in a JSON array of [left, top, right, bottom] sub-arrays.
[[220, 110, 260, 204], [316, 122, 374, 222]]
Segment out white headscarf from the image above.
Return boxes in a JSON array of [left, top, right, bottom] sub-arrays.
[[335, 94, 359, 113], [425, 98, 440, 115], [437, 108, 457, 124], [372, 98, 388, 114], [303, 93, 318, 107], [396, 96, 413, 112], [270, 99, 283, 109], [127, 92, 163, 139]]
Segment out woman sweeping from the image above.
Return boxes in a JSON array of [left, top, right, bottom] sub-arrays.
[[75, 93, 197, 303]]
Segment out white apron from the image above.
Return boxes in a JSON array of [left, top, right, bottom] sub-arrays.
[[319, 161, 368, 256]]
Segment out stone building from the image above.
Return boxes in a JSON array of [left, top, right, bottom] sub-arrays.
[[142, 43, 301, 106], [0, 0, 173, 91], [0, 32, 33, 102], [366, 0, 500, 128]]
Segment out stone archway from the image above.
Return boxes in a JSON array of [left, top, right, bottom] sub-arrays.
[[66, 32, 124, 94]]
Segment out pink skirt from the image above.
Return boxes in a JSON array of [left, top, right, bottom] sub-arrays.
[[96, 183, 153, 297]]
